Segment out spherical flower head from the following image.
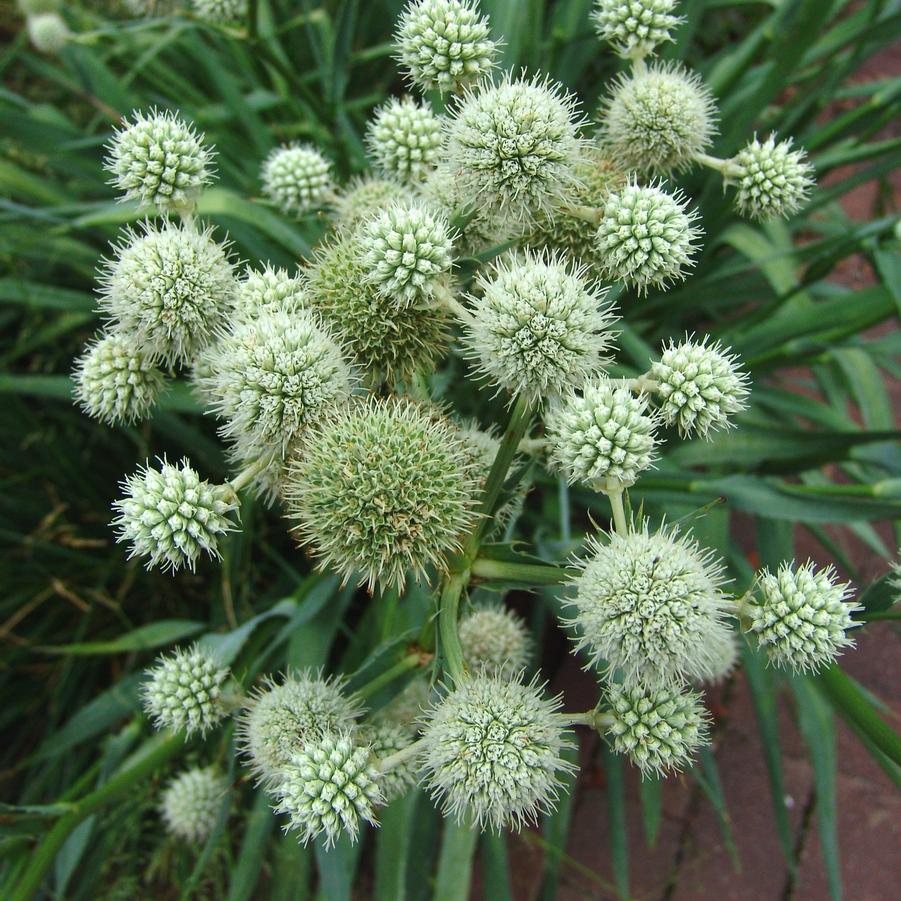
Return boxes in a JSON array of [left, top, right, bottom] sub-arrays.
[[26, 12, 69, 54], [359, 202, 455, 306], [546, 379, 658, 489], [733, 135, 814, 221], [330, 175, 411, 228], [111, 457, 237, 572], [444, 75, 586, 223], [260, 143, 332, 216], [142, 644, 229, 736], [606, 682, 710, 776], [459, 605, 530, 674], [100, 221, 236, 367], [104, 110, 212, 212], [379, 680, 432, 729], [421, 673, 575, 831], [237, 672, 363, 785], [703, 629, 739, 685], [191, 0, 247, 22], [395, 0, 498, 94], [464, 250, 617, 400], [233, 264, 307, 322], [274, 731, 383, 848], [360, 721, 419, 802], [160, 767, 229, 843], [592, 0, 682, 59], [366, 97, 444, 182], [285, 397, 479, 592], [595, 181, 701, 295], [569, 523, 733, 687], [749, 561, 859, 673], [73, 332, 165, 426], [601, 62, 717, 175], [650, 336, 750, 438]]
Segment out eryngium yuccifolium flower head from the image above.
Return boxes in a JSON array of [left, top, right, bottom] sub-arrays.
[[112, 457, 237, 572], [359, 203, 455, 306], [191, 0, 247, 22], [360, 721, 419, 802], [569, 524, 733, 686], [366, 97, 444, 181], [73, 332, 165, 426], [395, 0, 498, 94], [274, 732, 383, 848], [104, 109, 212, 212], [100, 221, 236, 367], [285, 397, 479, 591], [650, 336, 750, 438], [233, 264, 307, 322], [749, 561, 859, 673], [592, 0, 683, 59], [464, 251, 616, 400], [421, 673, 574, 830], [26, 12, 69, 53], [379, 679, 432, 728], [329, 175, 411, 228], [237, 672, 363, 785], [459, 605, 530, 674], [546, 379, 658, 489], [733, 135, 815, 221], [306, 230, 451, 384], [261, 144, 333, 216], [600, 62, 717, 174], [606, 682, 710, 776], [703, 629, 740, 685], [444, 75, 585, 223], [594, 181, 701, 295], [142, 644, 229, 736], [160, 767, 228, 843]]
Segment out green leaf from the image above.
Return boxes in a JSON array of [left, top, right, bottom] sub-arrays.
[[38, 620, 205, 656], [603, 745, 629, 899], [433, 820, 479, 901], [480, 832, 514, 901], [538, 743, 578, 901], [638, 774, 662, 849], [227, 790, 275, 901], [375, 793, 417, 901], [693, 748, 741, 870]]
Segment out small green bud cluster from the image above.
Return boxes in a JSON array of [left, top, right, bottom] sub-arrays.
[[25, 10, 69, 53], [592, 0, 683, 60], [458, 605, 530, 674], [161, 767, 229, 843], [732, 135, 815, 221], [329, 175, 411, 228], [366, 97, 444, 182], [260, 144, 333, 216], [191, 0, 247, 23]]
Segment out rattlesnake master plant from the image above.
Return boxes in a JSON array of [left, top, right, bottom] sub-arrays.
[[67, 0, 870, 859]]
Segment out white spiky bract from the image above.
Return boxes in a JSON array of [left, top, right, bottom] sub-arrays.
[[330, 175, 411, 228], [112, 457, 237, 573], [142, 644, 229, 736], [360, 721, 420, 802], [569, 524, 734, 687], [285, 397, 479, 592], [232, 264, 307, 322], [606, 682, 710, 776], [733, 135, 815, 221], [395, 0, 497, 94], [592, 0, 683, 59], [100, 221, 236, 367], [601, 62, 717, 174], [26, 12, 69, 53], [594, 181, 701, 294], [464, 250, 616, 400], [160, 767, 229, 843], [104, 109, 212, 212], [421, 673, 575, 831], [650, 336, 750, 438], [73, 332, 165, 426], [749, 561, 859, 673], [366, 97, 443, 181], [191, 0, 247, 22], [260, 144, 332, 216], [458, 605, 530, 674]]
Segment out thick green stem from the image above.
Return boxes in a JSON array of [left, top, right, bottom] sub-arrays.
[[356, 653, 425, 700], [228, 454, 272, 493], [694, 152, 743, 179], [377, 736, 427, 774], [563, 709, 614, 731], [438, 572, 467, 683], [605, 483, 628, 535], [470, 557, 578, 586]]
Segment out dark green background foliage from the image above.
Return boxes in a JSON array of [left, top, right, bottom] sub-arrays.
[[1, 1, 899, 898]]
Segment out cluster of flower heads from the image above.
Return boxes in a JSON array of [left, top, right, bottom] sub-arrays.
[[73, 0, 867, 853]]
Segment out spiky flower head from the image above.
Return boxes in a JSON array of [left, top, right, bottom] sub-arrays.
[[546, 379, 658, 489], [600, 62, 717, 175], [379, 680, 432, 729], [594, 181, 701, 295], [233, 264, 307, 322], [237, 672, 363, 785], [100, 221, 236, 367], [274, 731, 383, 848], [733, 135, 814, 221], [104, 109, 212, 212], [359, 202, 455, 306], [444, 75, 585, 223], [592, 0, 683, 59], [464, 250, 616, 400], [459, 605, 530, 675], [111, 457, 237, 572], [285, 397, 479, 591], [421, 673, 574, 831], [360, 721, 419, 802], [306, 229, 451, 384], [650, 336, 750, 438], [569, 524, 733, 687], [142, 644, 229, 736], [191, 0, 247, 22], [329, 175, 411, 228], [703, 629, 740, 685], [748, 561, 859, 673], [26, 12, 69, 53], [73, 332, 165, 426], [261, 144, 332, 216], [395, 0, 497, 94], [160, 767, 228, 843], [606, 682, 710, 776], [366, 97, 443, 182]]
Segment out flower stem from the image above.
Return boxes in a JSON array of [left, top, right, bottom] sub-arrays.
[[694, 152, 742, 179], [377, 736, 427, 774], [356, 652, 426, 700], [605, 481, 628, 535], [563, 709, 614, 730], [470, 556, 578, 586], [438, 571, 468, 683], [228, 454, 272, 494]]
